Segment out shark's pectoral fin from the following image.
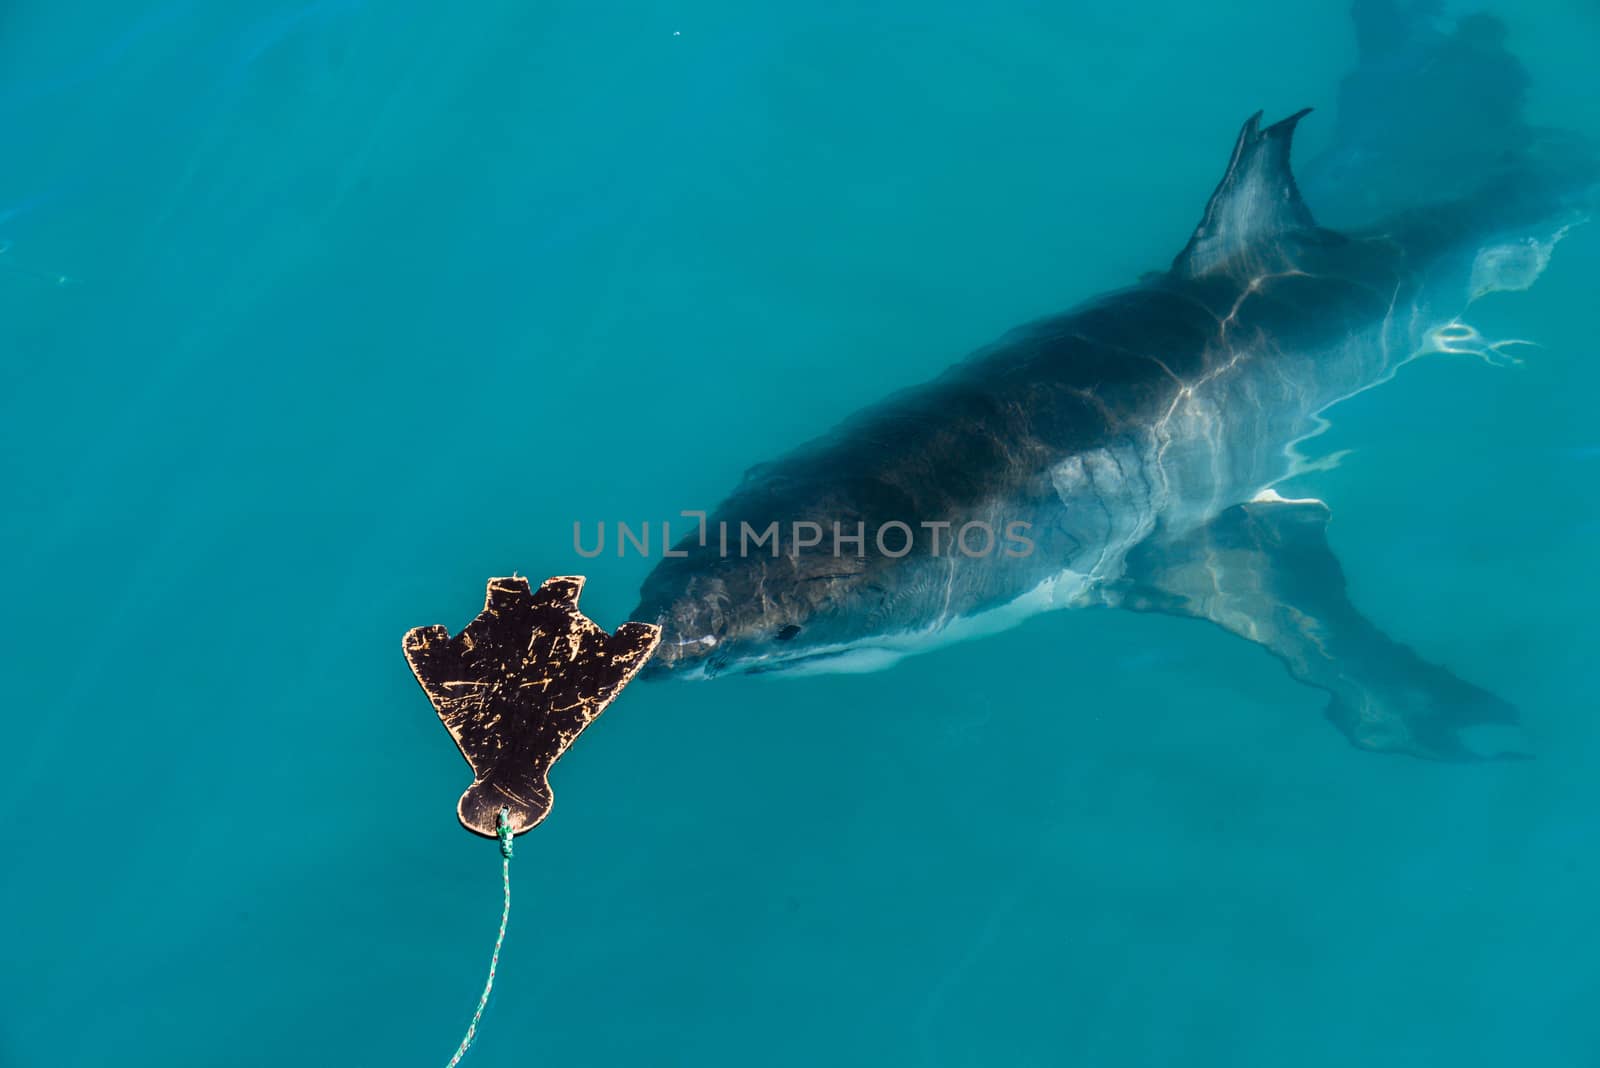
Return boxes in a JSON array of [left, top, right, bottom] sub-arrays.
[[1112, 496, 1526, 761]]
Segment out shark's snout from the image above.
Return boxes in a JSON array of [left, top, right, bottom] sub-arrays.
[[637, 629, 722, 678], [629, 559, 834, 679], [628, 592, 728, 679], [629, 515, 900, 678]]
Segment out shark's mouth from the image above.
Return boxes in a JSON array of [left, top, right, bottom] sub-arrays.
[[663, 569, 1097, 680], [738, 645, 907, 677], [672, 640, 909, 681]]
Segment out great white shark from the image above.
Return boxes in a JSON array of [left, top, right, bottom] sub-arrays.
[[631, 4, 1594, 760]]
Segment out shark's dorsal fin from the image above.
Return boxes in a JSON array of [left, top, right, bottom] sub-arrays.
[[1172, 108, 1317, 278]]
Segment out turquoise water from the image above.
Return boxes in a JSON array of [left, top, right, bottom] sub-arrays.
[[4, 3, 1599, 1065]]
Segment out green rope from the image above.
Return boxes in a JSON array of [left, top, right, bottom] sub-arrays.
[[445, 809, 515, 1067]]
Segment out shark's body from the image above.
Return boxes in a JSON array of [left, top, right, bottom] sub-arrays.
[[633, 6, 1593, 760]]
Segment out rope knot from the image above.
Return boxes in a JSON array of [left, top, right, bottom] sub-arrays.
[[496, 807, 515, 859]]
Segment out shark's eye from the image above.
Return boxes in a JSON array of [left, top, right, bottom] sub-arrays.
[[775, 624, 802, 641]]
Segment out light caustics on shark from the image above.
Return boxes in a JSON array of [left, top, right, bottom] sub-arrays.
[[629, 7, 1595, 762]]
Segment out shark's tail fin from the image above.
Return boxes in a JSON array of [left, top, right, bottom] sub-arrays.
[[1301, 2, 1594, 226]]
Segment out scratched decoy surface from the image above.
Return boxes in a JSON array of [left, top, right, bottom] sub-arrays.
[[404, 576, 660, 836]]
